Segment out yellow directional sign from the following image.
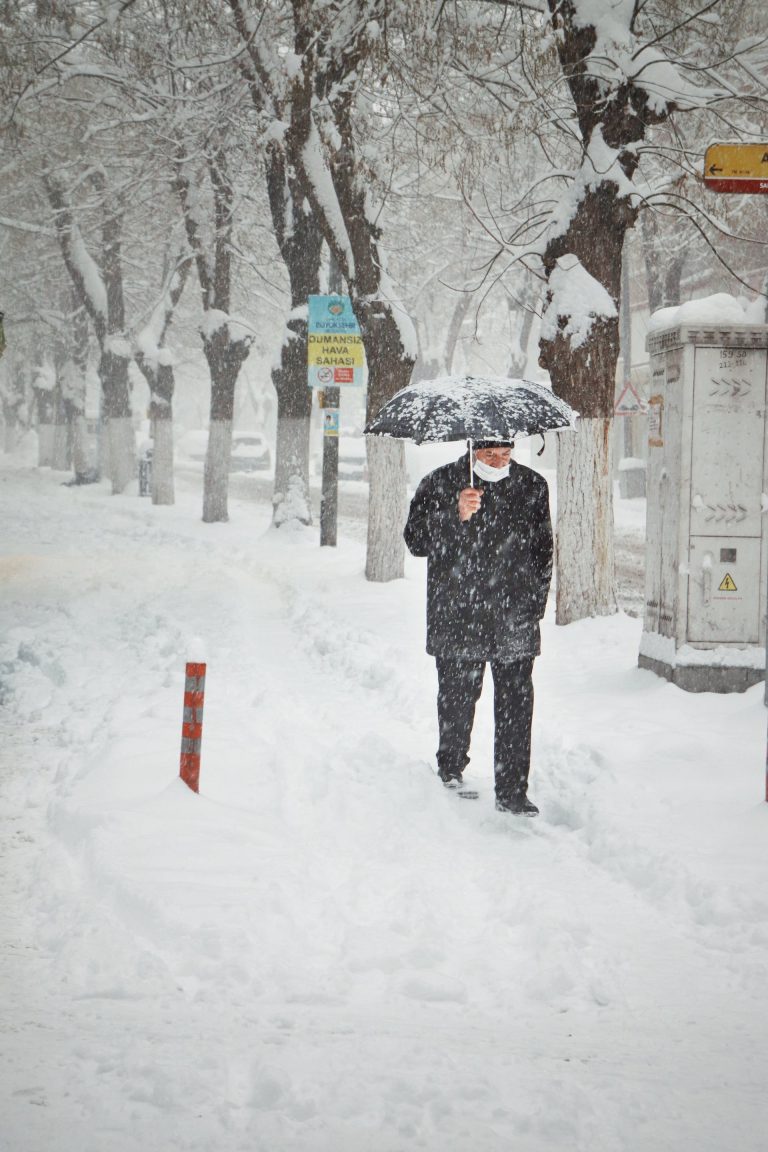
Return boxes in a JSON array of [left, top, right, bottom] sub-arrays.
[[704, 143, 768, 194]]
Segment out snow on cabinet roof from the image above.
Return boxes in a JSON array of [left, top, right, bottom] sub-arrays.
[[648, 293, 767, 332], [646, 294, 768, 353]]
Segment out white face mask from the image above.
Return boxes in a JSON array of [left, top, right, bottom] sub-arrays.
[[473, 458, 510, 483]]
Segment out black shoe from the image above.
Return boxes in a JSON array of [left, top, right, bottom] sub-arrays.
[[495, 794, 539, 817], [440, 774, 463, 790]]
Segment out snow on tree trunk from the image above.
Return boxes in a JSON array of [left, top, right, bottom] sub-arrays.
[[555, 419, 616, 624], [52, 428, 71, 471], [539, 190, 628, 622], [38, 424, 54, 466], [100, 348, 134, 494], [97, 419, 110, 482], [34, 383, 55, 466], [200, 326, 251, 524], [271, 314, 313, 528], [108, 417, 135, 494], [136, 358, 177, 507], [71, 415, 90, 478], [273, 415, 312, 527], [52, 387, 70, 471], [542, 303, 620, 623], [363, 319, 414, 582], [365, 436, 407, 583], [152, 416, 175, 506], [203, 419, 233, 523]]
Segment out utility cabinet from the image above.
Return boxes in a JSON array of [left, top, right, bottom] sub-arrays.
[[640, 322, 768, 692]]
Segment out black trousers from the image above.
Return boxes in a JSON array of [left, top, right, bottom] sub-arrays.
[[435, 656, 535, 803]]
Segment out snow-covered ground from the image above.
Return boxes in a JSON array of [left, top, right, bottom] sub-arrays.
[[1, 453, 767, 1152]]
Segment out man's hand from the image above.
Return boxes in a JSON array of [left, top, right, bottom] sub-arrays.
[[458, 487, 483, 522]]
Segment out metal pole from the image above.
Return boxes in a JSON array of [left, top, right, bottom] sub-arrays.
[[320, 251, 342, 547], [620, 237, 633, 462]]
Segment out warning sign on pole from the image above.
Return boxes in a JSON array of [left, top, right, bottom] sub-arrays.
[[615, 380, 647, 416], [307, 295, 365, 388]]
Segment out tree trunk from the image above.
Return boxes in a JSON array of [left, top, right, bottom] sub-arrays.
[[52, 385, 71, 470], [38, 423, 54, 466], [272, 313, 313, 527], [137, 359, 176, 506], [543, 309, 620, 622], [71, 413, 90, 477], [539, 182, 630, 621], [94, 175, 134, 494], [365, 436, 407, 582], [34, 385, 55, 465], [100, 348, 134, 493], [364, 379, 411, 581], [273, 412, 312, 526], [98, 415, 110, 482], [535, 0, 673, 623], [61, 301, 92, 483], [364, 333, 412, 581], [202, 329, 249, 523], [0, 356, 25, 454], [107, 417, 135, 493], [555, 419, 617, 624], [152, 413, 175, 505], [204, 418, 233, 523]]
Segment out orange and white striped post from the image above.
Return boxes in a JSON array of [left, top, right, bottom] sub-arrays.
[[180, 661, 206, 793]]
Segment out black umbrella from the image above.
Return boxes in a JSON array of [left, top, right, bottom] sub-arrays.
[[365, 375, 577, 485]]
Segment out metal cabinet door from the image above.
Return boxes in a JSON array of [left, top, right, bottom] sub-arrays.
[[689, 346, 766, 539], [687, 536, 762, 644]]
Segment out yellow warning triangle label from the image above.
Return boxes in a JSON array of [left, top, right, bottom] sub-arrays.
[[718, 573, 737, 592]]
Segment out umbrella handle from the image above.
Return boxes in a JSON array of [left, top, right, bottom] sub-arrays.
[[468, 438, 474, 488]]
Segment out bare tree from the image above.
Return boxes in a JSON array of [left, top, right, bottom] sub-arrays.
[[44, 171, 136, 493], [57, 298, 93, 482], [283, 0, 419, 581], [175, 143, 254, 523], [134, 250, 191, 505], [442, 0, 768, 622], [228, 0, 323, 528]]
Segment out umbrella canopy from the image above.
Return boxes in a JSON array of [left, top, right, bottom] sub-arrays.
[[365, 375, 577, 445]]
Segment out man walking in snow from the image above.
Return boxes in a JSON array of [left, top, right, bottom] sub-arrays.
[[404, 441, 552, 815]]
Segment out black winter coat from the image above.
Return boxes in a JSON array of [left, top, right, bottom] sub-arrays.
[[404, 453, 553, 661]]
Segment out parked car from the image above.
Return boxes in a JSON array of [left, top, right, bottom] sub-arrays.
[[338, 436, 368, 482], [176, 430, 209, 465], [229, 430, 271, 473], [310, 433, 369, 482], [177, 429, 271, 473]]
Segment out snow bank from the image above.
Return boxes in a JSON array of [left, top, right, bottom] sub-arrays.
[[1, 461, 766, 1152]]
